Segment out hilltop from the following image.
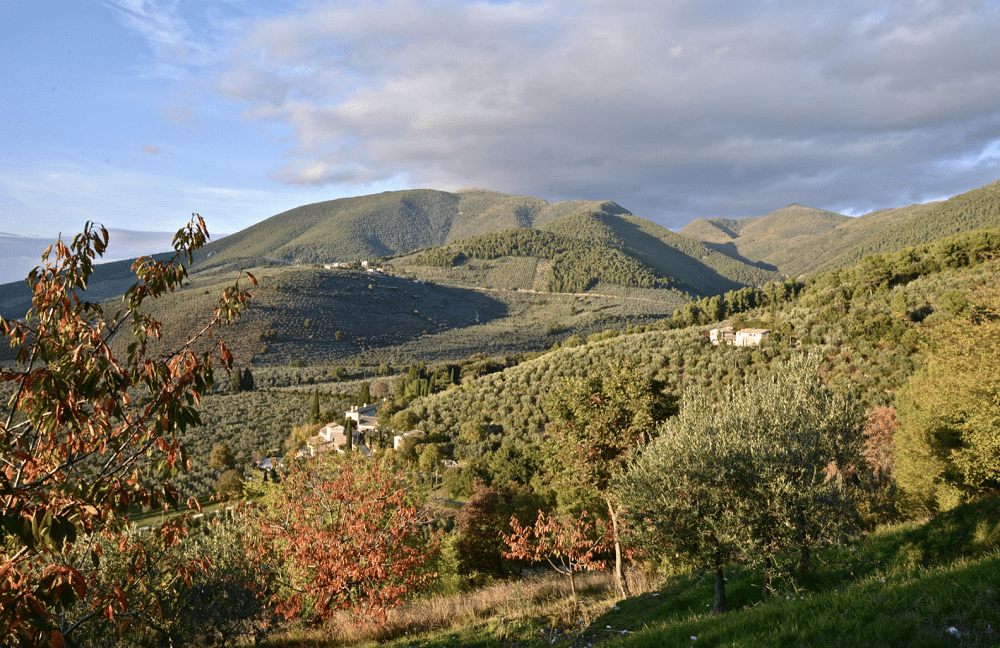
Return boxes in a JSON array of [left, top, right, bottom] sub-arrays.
[[188, 188, 635, 272]]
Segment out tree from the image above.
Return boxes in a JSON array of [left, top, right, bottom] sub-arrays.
[[544, 362, 675, 598], [614, 354, 868, 611], [240, 367, 255, 392], [938, 288, 968, 316], [65, 511, 276, 648], [458, 420, 486, 444], [357, 380, 372, 407], [215, 469, 245, 500], [418, 443, 444, 480], [486, 444, 539, 487], [0, 218, 254, 646], [344, 418, 354, 452], [391, 409, 417, 432], [310, 390, 320, 424], [895, 285, 1000, 513], [454, 480, 538, 580], [209, 442, 236, 470], [503, 509, 610, 617], [246, 453, 437, 627]]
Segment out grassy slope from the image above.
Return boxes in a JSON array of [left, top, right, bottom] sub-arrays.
[[192, 189, 461, 270], [349, 498, 1000, 648]]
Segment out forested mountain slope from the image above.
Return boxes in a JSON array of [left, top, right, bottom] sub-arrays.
[[394, 209, 780, 297]]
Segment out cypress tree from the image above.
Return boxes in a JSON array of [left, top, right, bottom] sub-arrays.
[[357, 381, 371, 407]]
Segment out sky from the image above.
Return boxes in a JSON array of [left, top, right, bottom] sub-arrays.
[[3, 0, 1000, 283]]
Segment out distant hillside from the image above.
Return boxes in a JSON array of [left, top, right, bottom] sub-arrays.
[[680, 204, 850, 275], [681, 179, 1000, 277], [190, 189, 630, 272], [391, 209, 779, 297], [0, 252, 175, 321]]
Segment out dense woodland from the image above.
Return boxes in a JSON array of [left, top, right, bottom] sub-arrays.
[[5, 184, 1000, 647]]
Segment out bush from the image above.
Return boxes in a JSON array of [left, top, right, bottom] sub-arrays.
[[216, 469, 245, 499]]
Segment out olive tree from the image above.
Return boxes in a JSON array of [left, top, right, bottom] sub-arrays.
[[614, 354, 868, 612]]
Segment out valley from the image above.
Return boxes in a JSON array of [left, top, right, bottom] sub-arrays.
[[4, 180, 1000, 647]]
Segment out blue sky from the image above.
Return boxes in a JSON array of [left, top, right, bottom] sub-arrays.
[[3, 0, 1000, 283]]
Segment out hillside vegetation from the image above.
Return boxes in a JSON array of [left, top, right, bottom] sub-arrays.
[[189, 189, 632, 272], [6, 187, 1000, 647], [681, 178, 1000, 277], [392, 208, 778, 298]]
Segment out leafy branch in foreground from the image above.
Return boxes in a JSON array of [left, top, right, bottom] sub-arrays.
[[0, 217, 255, 647]]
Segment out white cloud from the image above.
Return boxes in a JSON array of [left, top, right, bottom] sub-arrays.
[[205, 0, 1000, 226]]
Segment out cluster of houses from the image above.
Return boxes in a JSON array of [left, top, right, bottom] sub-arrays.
[[708, 326, 770, 347], [257, 400, 434, 479], [323, 260, 385, 274]]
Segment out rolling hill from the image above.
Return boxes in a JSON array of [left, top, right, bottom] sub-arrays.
[[391, 208, 781, 297], [189, 188, 635, 272], [681, 179, 1000, 277]]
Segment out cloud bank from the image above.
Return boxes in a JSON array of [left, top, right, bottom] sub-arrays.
[[211, 0, 1000, 226]]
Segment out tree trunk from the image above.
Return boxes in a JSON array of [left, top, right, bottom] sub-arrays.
[[796, 504, 810, 577], [761, 555, 773, 602], [569, 566, 578, 612], [606, 497, 630, 599], [712, 563, 727, 615]]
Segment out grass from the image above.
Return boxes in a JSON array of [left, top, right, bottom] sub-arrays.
[[265, 570, 660, 648], [264, 497, 1000, 648], [126, 496, 232, 528], [604, 498, 1000, 648]]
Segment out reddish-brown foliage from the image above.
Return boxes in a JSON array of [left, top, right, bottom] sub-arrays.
[[502, 509, 611, 610], [247, 453, 438, 627], [0, 218, 254, 647], [863, 405, 898, 479]]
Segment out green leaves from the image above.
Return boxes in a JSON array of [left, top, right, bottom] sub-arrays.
[[895, 284, 1000, 512], [614, 353, 869, 607]]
